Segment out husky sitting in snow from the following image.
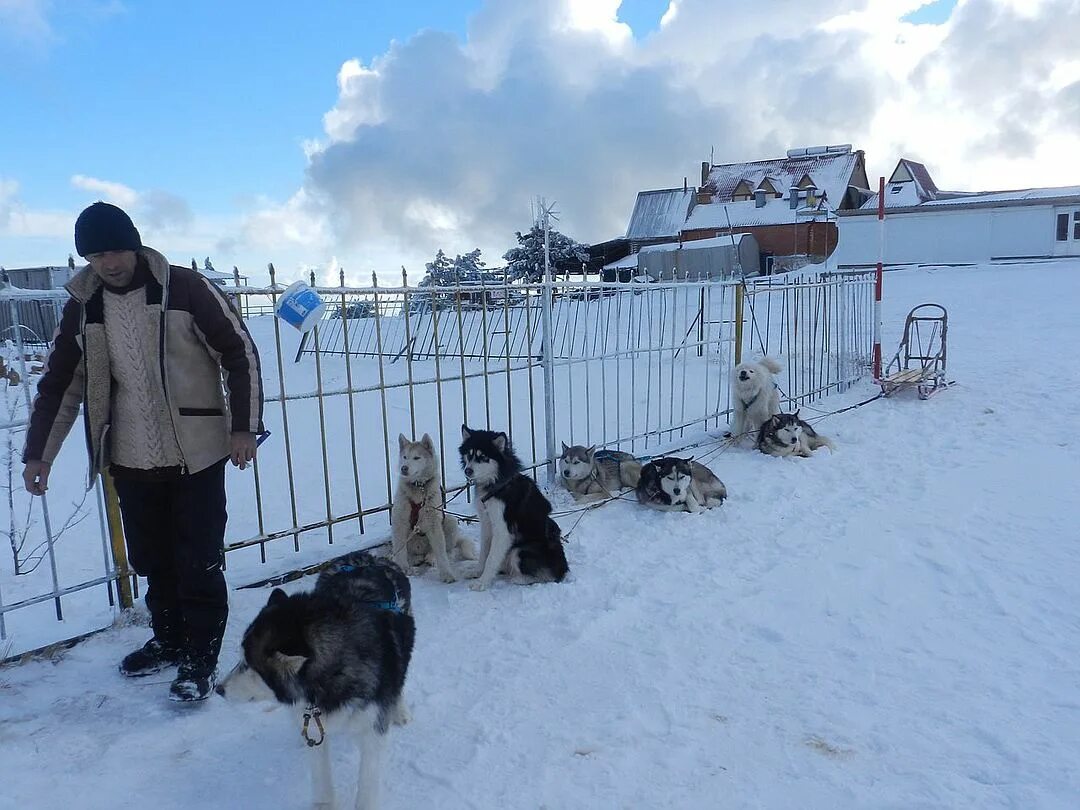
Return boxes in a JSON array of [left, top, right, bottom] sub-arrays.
[[459, 425, 569, 591], [756, 411, 836, 458], [216, 552, 414, 810], [391, 433, 475, 582], [558, 442, 642, 502], [729, 356, 783, 441], [635, 457, 727, 513]]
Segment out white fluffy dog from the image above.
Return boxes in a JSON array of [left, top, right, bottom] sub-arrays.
[[729, 356, 782, 440]]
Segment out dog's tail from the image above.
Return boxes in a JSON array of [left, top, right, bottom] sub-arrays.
[[444, 517, 478, 560], [760, 356, 782, 374]]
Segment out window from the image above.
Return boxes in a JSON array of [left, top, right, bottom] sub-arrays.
[[1074, 211, 1080, 240], [1057, 213, 1070, 241]]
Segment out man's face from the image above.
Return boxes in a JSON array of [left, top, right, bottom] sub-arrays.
[[87, 250, 138, 287]]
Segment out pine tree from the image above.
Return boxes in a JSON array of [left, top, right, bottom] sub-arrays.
[[503, 225, 590, 283]]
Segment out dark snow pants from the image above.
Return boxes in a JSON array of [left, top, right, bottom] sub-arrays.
[[113, 458, 229, 666]]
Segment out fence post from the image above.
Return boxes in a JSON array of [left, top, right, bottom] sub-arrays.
[[102, 472, 133, 609], [540, 202, 558, 484], [873, 175, 885, 381], [697, 287, 705, 357], [734, 283, 745, 366]]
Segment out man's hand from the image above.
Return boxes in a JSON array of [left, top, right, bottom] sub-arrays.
[[23, 460, 52, 495], [230, 432, 257, 470]]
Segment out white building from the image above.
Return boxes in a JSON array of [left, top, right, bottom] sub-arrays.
[[832, 159, 1080, 267]]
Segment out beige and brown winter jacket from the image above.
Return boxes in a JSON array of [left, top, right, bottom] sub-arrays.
[[23, 247, 264, 486]]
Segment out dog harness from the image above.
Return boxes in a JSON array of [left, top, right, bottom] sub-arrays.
[[740, 380, 779, 409], [324, 563, 407, 615]]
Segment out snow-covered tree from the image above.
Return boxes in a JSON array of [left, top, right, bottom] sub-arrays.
[[503, 225, 590, 283], [419, 248, 488, 287]]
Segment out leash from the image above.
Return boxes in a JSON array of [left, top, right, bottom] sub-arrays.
[[302, 706, 325, 747]]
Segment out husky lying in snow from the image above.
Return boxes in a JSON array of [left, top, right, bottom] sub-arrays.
[[558, 443, 642, 501], [756, 411, 836, 458], [729, 356, 783, 440], [217, 552, 414, 810], [391, 433, 475, 582], [459, 425, 569, 590], [636, 457, 727, 513]]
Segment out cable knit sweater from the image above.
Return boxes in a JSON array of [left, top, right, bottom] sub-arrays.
[[103, 285, 183, 470]]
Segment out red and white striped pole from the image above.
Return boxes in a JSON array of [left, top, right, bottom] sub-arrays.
[[873, 175, 884, 382]]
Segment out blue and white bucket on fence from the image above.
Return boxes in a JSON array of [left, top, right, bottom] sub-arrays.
[[276, 280, 326, 333]]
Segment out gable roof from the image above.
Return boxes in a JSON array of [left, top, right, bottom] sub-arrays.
[[864, 158, 943, 209], [624, 188, 696, 240], [702, 146, 862, 207]]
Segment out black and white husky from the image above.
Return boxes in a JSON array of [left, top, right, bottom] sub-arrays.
[[459, 425, 569, 590], [757, 411, 836, 458], [216, 552, 414, 810], [636, 457, 727, 513]]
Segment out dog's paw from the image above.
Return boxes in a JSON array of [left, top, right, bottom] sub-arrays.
[[461, 563, 483, 579], [439, 567, 460, 584], [391, 702, 412, 726], [468, 580, 490, 592]]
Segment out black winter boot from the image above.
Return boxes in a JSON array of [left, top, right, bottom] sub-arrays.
[[119, 639, 181, 677], [168, 653, 217, 703]]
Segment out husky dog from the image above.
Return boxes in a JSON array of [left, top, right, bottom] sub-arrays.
[[391, 433, 475, 583], [729, 357, 783, 440], [756, 411, 836, 458], [558, 442, 642, 502], [636, 457, 727, 513], [459, 425, 569, 591], [217, 552, 414, 810]]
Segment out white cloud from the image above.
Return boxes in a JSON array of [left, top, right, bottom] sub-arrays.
[[70, 174, 139, 208], [0, 0, 53, 44]]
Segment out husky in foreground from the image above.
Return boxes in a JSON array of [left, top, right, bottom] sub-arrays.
[[756, 411, 836, 458], [391, 433, 475, 582], [729, 356, 782, 440], [459, 425, 569, 590], [636, 457, 727, 513], [558, 442, 642, 501], [217, 552, 414, 810]]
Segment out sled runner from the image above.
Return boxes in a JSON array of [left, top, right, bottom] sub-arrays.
[[880, 303, 950, 399]]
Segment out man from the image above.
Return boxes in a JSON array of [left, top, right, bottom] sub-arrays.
[[22, 202, 264, 702]]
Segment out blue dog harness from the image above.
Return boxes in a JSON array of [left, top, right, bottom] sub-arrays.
[[326, 562, 407, 614]]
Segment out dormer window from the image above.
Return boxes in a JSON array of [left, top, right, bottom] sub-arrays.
[[732, 180, 754, 202]]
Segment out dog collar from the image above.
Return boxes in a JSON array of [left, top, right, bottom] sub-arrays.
[[364, 599, 406, 614]]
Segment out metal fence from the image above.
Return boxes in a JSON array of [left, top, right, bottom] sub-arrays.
[[0, 268, 873, 656]]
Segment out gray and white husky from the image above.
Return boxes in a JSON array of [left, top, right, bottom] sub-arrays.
[[217, 552, 414, 810], [756, 411, 836, 458], [391, 433, 475, 582], [558, 442, 642, 501], [636, 457, 727, 513]]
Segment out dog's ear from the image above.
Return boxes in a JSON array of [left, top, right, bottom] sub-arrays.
[[420, 433, 434, 449], [461, 424, 472, 441], [273, 652, 307, 676], [268, 587, 289, 607], [685, 455, 694, 461], [561, 440, 569, 454], [493, 432, 507, 452], [398, 433, 408, 450], [586, 445, 596, 456], [794, 409, 801, 419]]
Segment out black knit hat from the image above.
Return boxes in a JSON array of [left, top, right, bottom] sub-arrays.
[[74, 202, 142, 258]]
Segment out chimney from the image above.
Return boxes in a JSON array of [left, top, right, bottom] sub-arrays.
[[684, 176, 688, 192], [701, 161, 710, 186], [754, 189, 767, 209], [789, 187, 801, 210]]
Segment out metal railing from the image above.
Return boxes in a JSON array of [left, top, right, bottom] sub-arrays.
[[0, 267, 873, 656]]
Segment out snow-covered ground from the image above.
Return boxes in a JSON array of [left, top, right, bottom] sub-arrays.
[[2, 260, 1079, 809]]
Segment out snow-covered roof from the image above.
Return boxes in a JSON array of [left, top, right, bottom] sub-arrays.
[[850, 183, 1080, 216], [601, 253, 643, 271], [684, 197, 830, 230], [860, 158, 942, 210], [624, 188, 696, 240], [638, 234, 753, 254], [702, 146, 860, 208], [199, 267, 236, 281]]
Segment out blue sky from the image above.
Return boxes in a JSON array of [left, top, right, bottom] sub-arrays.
[[2, 0, 1073, 281]]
